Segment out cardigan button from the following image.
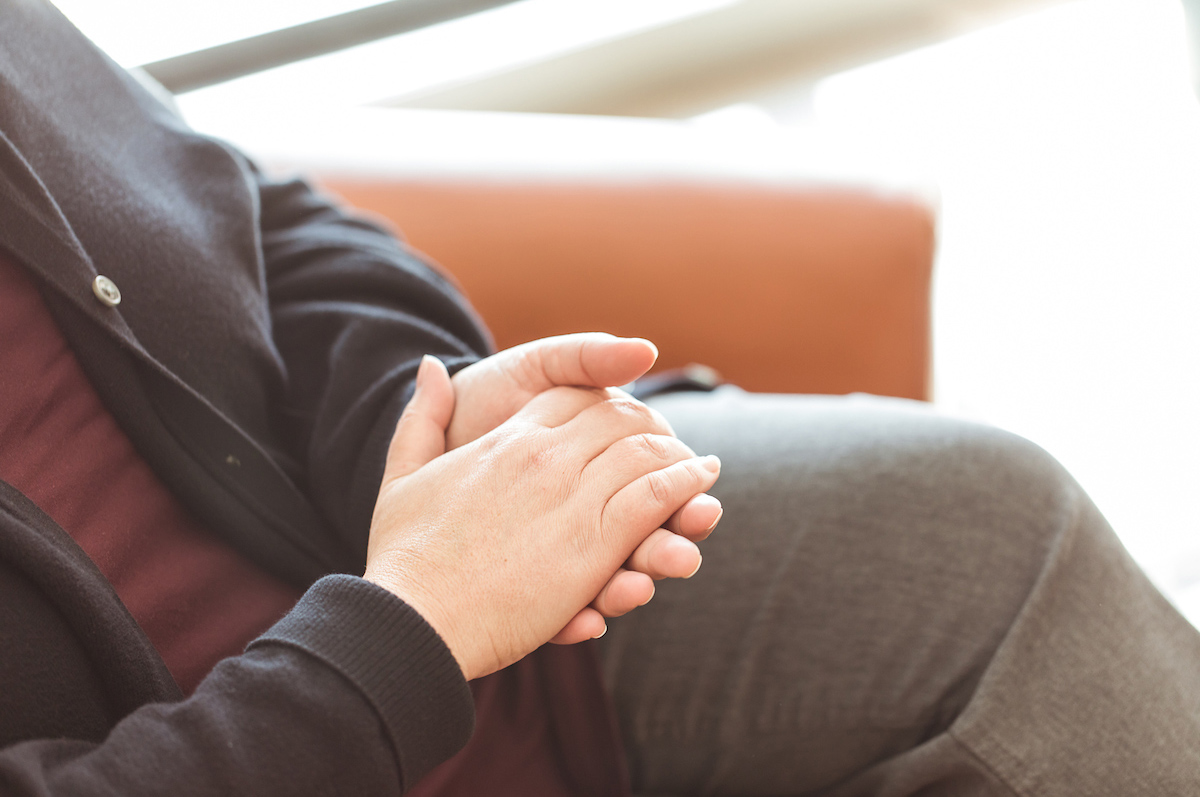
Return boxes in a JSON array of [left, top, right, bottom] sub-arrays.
[[92, 275, 121, 307]]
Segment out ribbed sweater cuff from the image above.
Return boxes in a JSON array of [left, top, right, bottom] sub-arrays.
[[249, 574, 474, 789]]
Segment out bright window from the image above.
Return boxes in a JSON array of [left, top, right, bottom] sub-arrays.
[[809, 0, 1200, 618]]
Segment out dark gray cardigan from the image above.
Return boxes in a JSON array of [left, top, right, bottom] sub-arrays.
[[0, 0, 525, 792]]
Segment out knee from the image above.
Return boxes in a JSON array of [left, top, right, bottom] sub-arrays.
[[716, 401, 1086, 592], [871, 412, 1077, 517], [829, 410, 1082, 553]]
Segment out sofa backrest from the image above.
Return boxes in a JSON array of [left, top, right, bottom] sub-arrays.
[[321, 175, 935, 400]]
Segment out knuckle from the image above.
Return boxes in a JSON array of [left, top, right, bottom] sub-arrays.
[[628, 432, 670, 461], [605, 395, 655, 426], [512, 346, 543, 385], [644, 469, 676, 507], [683, 457, 715, 490]]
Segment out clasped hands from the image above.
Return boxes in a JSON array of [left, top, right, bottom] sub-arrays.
[[364, 334, 722, 681]]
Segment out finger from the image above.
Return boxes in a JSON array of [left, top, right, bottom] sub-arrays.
[[512, 333, 658, 393], [664, 493, 724, 541], [602, 455, 722, 550], [381, 355, 455, 483], [549, 607, 608, 645], [583, 433, 697, 498], [553, 392, 680, 467], [590, 568, 655, 617], [625, 528, 703, 580], [511, 385, 610, 429]]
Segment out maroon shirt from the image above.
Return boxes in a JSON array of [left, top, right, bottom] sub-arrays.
[[0, 251, 623, 795], [0, 252, 303, 695]]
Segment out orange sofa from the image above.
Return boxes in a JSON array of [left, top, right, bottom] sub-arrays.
[[317, 175, 935, 400]]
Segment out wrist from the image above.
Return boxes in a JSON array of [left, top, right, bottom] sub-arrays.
[[363, 559, 472, 680]]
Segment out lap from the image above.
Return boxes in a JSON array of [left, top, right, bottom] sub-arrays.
[[599, 389, 1200, 796]]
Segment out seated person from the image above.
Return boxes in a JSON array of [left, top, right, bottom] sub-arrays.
[[1, 2, 1197, 795]]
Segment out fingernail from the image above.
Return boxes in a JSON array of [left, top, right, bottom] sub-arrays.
[[705, 507, 724, 533], [632, 337, 659, 360], [686, 554, 703, 579], [702, 455, 721, 474], [594, 624, 608, 639], [416, 354, 436, 390], [641, 584, 656, 606]]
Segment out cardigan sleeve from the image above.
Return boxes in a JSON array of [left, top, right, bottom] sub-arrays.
[[0, 575, 475, 796], [255, 170, 493, 562]]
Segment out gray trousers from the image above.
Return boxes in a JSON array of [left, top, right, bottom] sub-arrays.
[[600, 389, 1200, 796]]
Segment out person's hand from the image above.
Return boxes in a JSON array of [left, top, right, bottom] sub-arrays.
[[446, 334, 724, 592], [547, 487, 722, 645], [445, 333, 656, 452], [365, 356, 721, 681]]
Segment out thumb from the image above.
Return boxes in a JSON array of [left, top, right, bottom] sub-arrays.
[[511, 333, 658, 392], [382, 355, 455, 483]]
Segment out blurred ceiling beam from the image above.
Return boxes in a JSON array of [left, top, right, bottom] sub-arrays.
[[143, 0, 520, 94], [379, 0, 1065, 118]]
